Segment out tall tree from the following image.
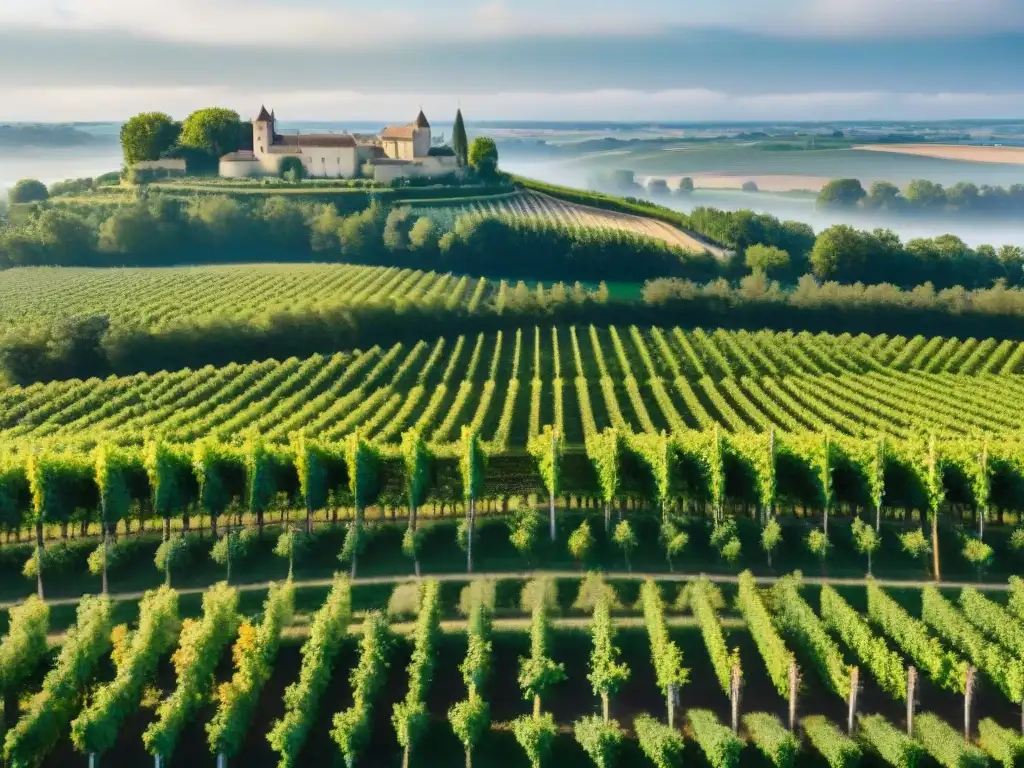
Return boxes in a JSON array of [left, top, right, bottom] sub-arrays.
[[468, 137, 499, 178], [452, 109, 469, 167], [178, 108, 243, 159], [119, 112, 180, 166]]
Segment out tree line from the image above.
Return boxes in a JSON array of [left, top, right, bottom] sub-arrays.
[[515, 177, 1024, 290], [0, 193, 714, 282], [817, 177, 1024, 217], [9, 270, 1024, 385]]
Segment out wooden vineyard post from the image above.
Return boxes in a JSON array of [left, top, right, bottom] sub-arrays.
[[730, 664, 742, 734], [467, 496, 475, 574], [549, 432, 556, 543], [847, 667, 859, 735], [965, 667, 977, 740], [669, 682, 680, 730], [907, 666, 917, 737], [788, 660, 799, 732]]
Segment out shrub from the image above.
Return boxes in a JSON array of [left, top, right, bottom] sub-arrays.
[[8, 179, 49, 204]]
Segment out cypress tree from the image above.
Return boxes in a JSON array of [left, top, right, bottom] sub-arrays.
[[452, 108, 469, 167]]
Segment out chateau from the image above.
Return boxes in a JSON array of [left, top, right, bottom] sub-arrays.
[[219, 107, 459, 182]]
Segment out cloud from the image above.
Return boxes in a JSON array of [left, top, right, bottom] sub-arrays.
[[2, 0, 1023, 47], [6, 85, 1024, 122]]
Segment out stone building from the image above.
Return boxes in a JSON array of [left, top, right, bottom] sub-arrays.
[[219, 107, 459, 181]]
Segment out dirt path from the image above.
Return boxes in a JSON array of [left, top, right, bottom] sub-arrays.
[[8, 569, 1011, 611]]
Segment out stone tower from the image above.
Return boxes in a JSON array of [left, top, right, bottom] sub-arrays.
[[253, 105, 274, 156]]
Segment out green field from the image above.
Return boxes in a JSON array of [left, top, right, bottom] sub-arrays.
[[538, 141, 1024, 187]]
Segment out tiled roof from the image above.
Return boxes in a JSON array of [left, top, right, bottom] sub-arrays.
[[415, 110, 430, 128], [274, 133, 357, 148], [381, 125, 416, 140], [256, 105, 272, 122]]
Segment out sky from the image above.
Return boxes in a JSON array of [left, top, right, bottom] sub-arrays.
[[2, 0, 1024, 122]]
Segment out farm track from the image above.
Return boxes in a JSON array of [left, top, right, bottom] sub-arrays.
[[12, 569, 1012, 613]]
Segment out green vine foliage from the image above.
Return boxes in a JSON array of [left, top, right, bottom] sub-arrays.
[[978, 717, 1024, 768], [3, 595, 113, 768], [401, 430, 431, 510], [274, 529, 310, 578], [192, 439, 239, 523], [267, 575, 352, 768], [511, 711, 556, 768], [517, 598, 565, 709], [459, 427, 485, 502], [143, 439, 193, 521], [568, 520, 594, 565], [587, 589, 630, 720], [527, 425, 562, 498], [744, 713, 798, 768], [154, 535, 191, 585], [0, 595, 50, 731], [586, 427, 621, 504], [688, 709, 742, 768], [343, 433, 381, 509], [771, 577, 851, 699], [690, 578, 739, 695], [857, 714, 923, 768], [819, 586, 906, 701], [634, 714, 684, 768], [71, 586, 180, 756], [392, 580, 442, 760], [94, 442, 135, 531], [914, 713, 988, 768], [737, 571, 793, 697], [627, 432, 671, 506], [208, 581, 295, 760], [0, 451, 29, 536], [867, 581, 967, 693], [244, 434, 280, 516], [448, 580, 493, 765], [144, 583, 240, 760], [731, 430, 775, 514], [639, 581, 688, 721], [921, 586, 1024, 702], [290, 434, 332, 514], [802, 716, 861, 768], [573, 715, 623, 768], [27, 449, 93, 530], [331, 611, 392, 768]]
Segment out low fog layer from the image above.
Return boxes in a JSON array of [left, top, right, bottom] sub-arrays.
[[4, 147, 1023, 250], [505, 160, 1024, 249]]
